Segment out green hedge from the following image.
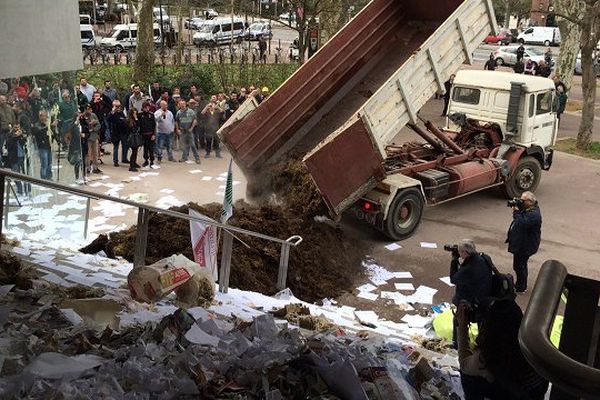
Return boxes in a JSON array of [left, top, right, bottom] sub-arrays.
[[78, 63, 299, 95]]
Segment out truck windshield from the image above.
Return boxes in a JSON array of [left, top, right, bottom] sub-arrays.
[[452, 87, 481, 104]]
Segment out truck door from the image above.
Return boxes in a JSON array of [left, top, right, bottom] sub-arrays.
[[531, 91, 555, 148]]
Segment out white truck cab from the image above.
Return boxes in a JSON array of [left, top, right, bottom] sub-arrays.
[[448, 70, 557, 167]]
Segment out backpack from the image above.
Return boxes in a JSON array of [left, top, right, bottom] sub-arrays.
[[480, 253, 516, 301]]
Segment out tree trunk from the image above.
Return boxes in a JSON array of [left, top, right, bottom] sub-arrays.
[[576, 17, 597, 150], [504, 1, 511, 28], [554, 0, 583, 89], [133, 0, 158, 83]]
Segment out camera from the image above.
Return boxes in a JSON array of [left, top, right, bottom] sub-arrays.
[[507, 198, 524, 210], [444, 244, 458, 252], [459, 300, 482, 323]]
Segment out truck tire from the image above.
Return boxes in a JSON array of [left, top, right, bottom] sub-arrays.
[[383, 188, 424, 240], [496, 57, 504, 66], [503, 156, 542, 199], [544, 40, 550, 46]]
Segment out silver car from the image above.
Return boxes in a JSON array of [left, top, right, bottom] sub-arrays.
[[493, 46, 547, 67]]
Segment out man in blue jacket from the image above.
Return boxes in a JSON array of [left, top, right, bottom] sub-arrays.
[[506, 191, 542, 294]]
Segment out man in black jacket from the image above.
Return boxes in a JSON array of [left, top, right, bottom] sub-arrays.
[[32, 110, 53, 180], [506, 191, 542, 293], [450, 239, 493, 346]]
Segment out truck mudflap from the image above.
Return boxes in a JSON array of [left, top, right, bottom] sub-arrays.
[[220, 0, 495, 177]]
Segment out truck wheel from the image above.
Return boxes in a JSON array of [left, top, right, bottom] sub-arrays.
[[518, 39, 525, 44], [544, 40, 550, 46], [383, 188, 424, 240], [496, 57, 504, 66], [503, 156, 542, 199]]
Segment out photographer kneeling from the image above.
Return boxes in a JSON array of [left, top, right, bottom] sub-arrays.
[[449, 239, 492, 347]]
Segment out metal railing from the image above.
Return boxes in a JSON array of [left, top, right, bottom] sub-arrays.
[[519, 260, 600, 400], [0, 169, 302, 293]]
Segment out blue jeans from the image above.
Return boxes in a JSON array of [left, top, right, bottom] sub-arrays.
[[11, 158, 31, 195], [113, 138, 129, 163], [155, 132, 173, 160], [38, 148, 53, 180], [180, 130, 200, 161]]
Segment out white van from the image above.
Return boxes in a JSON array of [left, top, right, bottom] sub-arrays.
[[517, 27, 561, 46], [100, 23, 162, 51], [193, 18, 247, 46], [80, 25, 96, 48]]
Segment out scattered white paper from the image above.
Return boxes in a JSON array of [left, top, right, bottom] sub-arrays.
[[420, 242, 438, 249], [407, 285, 438, 305], [356, 283, 377, 293], [401, 314, 432, 328], [201, 176, 213, 181], [159, 188, 175, 194], [189, 169, 203, 174], [185, 160, 195, 165], [385, 243, 402, 251], [357, 292, 379, 301], [24, 353, 106, 379], [11, 247, 31, 256], [215, 177, 226, 181], [354, 310, 379, 325], [185, 324, 221, 346], [394, 283, 415, 291], [439, 276, 455, 287], [391, 271, 413, 279]]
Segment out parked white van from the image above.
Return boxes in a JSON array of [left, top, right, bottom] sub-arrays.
[[517, 27, 561, 46], [192, 18, 247, 46], [80, 25, 96, 48], [100, 23, 162, 51]]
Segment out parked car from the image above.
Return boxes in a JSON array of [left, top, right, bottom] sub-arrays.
[[192, 18, 247, 46], [483, 32, 513, 45], [574, 52, 600, 75], [493, 45, 548, 67], [100, 23, 162, 51], [517, 26, 561, 46], [246, 21, 272, 40], [80, 24, 96, 48]]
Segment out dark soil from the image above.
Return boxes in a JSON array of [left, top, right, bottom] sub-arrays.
[[0, 251, 40, 290]]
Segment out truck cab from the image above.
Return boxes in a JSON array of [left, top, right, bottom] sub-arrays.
[[447, 70, 557, 169]]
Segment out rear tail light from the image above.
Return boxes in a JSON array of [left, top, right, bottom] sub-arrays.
[[363, 201, 372, 210], [361, 200, 380, 212]]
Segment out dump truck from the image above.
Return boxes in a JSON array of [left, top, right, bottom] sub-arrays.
[[219, 0, 558, 240]]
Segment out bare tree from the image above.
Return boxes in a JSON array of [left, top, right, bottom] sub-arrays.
[[552, 1, 600, 150], [281, 0, 329, 63], [133, 0, 158, 82]]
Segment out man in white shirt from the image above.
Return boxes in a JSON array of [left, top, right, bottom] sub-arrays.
[[79, 77, 96, 102], [154, 100, 175, 163]]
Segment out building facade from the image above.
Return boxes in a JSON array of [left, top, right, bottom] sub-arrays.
[[530, 0, 554, 26]]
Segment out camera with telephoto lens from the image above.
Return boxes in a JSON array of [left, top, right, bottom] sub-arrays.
[[507, 198, 524, 210], [444, 244, 458, 252], [459, 299, 482, 323]]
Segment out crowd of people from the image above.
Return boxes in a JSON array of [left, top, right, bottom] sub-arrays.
[[0, 76, 272, 190]]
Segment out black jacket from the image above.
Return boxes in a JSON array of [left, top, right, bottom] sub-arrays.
[[138, 111, 156, 135], [107, 111, 127, 142], [450, 253, 493, 306], [32, 122, 52, 150], [506, 206, 542, 256]]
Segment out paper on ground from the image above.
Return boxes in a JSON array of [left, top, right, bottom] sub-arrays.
[[394, 283, 415, 291], [159, 188, 175, 194], [439, 276, 455, 287], [185, 324, 220, 346], [189, 169, 203, 174], [357, 292, 378, 301], [353, 310, 379, 325], [61, 309, 84, 326], [401, 314, 432, 328], [24, 352, 106, 379], [201, 176, 213, 181], [356, 283, 377, 293], [420, 242, 438, 249], [384, 243, 402, 251], [407, 285, 438, 305]]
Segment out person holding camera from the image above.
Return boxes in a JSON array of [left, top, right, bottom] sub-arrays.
[[456, 299, 548, 400], [449, 239, 493, 347], [506, 191, 541, 294]]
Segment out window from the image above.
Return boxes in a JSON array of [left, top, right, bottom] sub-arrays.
[[153, 28, 161, 37], [536, 92, 552, 114], [222, 23, 232, 32], [129, 30, 137, 39], [233, 22, 244, 31], [524, 28, 533, 34], [116, 30, 127, 40], [212, 25, 220, 33], [81, 31, 94, 40], [452, 87, 481, 105], [529, 94, 535, 117]]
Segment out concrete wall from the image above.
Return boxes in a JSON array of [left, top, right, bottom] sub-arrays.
[[0, 0, 83, 79]]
